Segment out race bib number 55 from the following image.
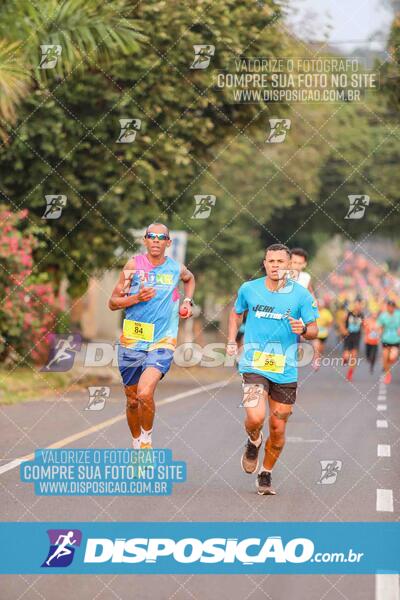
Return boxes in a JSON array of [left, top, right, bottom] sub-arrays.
[[123, 319, 154, 342], [252, 350, 286, 374]]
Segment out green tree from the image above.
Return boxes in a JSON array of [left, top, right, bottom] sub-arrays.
[[0, 0, 143, 132], [208, 52, 400, 272], [313, 100, 400, 241], [0, 0, 285, 297], [380, 11, 400, 111]]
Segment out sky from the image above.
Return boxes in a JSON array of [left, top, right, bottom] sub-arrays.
[[287, 0, 393, 52]]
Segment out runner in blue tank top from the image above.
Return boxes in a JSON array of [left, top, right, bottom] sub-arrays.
[[109, 223, 195, 449], [227, 244, 319, 495]]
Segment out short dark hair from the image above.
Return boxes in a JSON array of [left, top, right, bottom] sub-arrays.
[[264, 243, 291, 257], [291, 247, 308, 261], [145, 222, 170, 238]]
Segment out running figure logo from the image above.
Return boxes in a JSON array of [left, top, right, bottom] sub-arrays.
[[116, 118, 141, 143], [85, 386, 110, 411], [190, 45, 215, 70], [192, 195, 216, 219], [39, 45, 62, 69], [317, 460, 342, 484], [42, 195, 67, 219], [42, 334, 82, 372], [42, 529, 82, 568], [266, 119, 291, 144], [276, 270, 296, 293], [240, 383, 264, 408], [345, 195, 370, 219]]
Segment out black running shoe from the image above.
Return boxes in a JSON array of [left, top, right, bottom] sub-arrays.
[[256, 470, 276, 495], [241, 433, 263, 474]]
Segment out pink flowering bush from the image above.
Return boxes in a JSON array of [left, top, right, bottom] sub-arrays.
[[0, 207, 61, 366]]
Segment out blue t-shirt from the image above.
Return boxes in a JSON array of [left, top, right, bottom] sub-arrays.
[[377, 310, 400, 344], [234, 277, 319, 383]]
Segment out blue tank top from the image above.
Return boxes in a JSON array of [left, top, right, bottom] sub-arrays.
[[120, 254, 181, 351]]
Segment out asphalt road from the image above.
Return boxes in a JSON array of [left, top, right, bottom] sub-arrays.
[[0, 351, 399, 600]]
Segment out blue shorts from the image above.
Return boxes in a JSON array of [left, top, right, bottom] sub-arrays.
[[117, 346, 174, 387]]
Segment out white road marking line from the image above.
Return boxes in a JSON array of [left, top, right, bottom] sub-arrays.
[[376, 489, 394, 512], [377, 444, 391, 457], [0, 459, 24, 473], [375, 574, 400, 600], [377, 404, 387, 411], [0, 380, 232, 476], [377, 419, 388, 428]]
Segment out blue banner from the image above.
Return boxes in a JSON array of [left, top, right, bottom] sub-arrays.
[[19, 449, 186, 496], [0, 522, 398, 574]]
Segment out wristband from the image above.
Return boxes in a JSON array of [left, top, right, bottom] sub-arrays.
[[301, 323, 307, 335], [183, 297, 193, 306]]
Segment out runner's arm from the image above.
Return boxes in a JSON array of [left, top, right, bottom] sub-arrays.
[[227, 286, 248, 353], [228, 308, 244, 343], [180, 264, 195, 303], [376, 313, 384, 336], [302, 320, 318, 340], [340, 313, 349, 336], [288, 317, 318, 339], [108, 258, 154, 311]]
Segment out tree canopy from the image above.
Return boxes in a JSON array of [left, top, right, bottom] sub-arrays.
[[0, 0, 398, 305], [0, 0, 285, 297]]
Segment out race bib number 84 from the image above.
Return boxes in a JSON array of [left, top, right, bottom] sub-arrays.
[[123, 319, 155, 342], [252, 350, 286, 374]]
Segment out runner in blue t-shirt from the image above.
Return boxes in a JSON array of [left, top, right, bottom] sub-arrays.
[[377, 299, 400, 385], [227, 244, 319, 495]]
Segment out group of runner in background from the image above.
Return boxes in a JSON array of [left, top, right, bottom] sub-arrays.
[[309, 250, 400, 384]]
